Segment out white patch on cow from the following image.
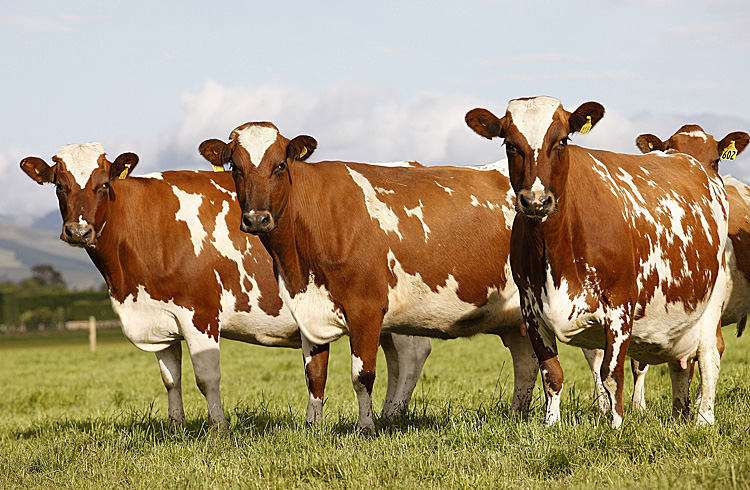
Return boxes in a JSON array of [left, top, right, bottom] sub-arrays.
[[56, 143, 104, 189], [346, 167, 403, 239], [351, 354, 364, 380], [277, 273, 347, 345], [211, 180, 236, 198], [78, 215, 87, 226], [375, 186, 395, 195], [470, 160, 510, 175], [383, 250, 522, 336], [678, 130, 708, 141], [112, 285, 194, 352], [530, 177, 545, 192], [404, 200, 431, 242], [138, 172, 164, 180], [507, 96, 561, 160], [235, 125, 279, 167], [172, 186, 206, 256], [369, 161, 414, 167], [435, 182, 454, 195]]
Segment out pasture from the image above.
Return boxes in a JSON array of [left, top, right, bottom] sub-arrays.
[[1, 328, 749, 489]]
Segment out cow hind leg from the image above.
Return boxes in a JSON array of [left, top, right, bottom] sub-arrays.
[[581, 348, 609, 415], [155, 342, 186, 431], [348, 314, 384, 434], [669, 360, 691, 421], [631, 359, 649, 411], [302, 336, 330, 426], [381, 334, 431, 419], [505, 327, 538, 416], [183, 332, 225, 432]]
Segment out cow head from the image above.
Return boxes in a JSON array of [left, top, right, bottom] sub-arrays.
[[636, 124, 749, 172], [20, 143, 139, 247], [466, 96, 604, 219], [199, 122, 316, 234]]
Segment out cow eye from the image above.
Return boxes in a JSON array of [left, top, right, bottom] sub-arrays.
[[505, 143, 518, 154], [559, 138, 568, 148], [276, 161, 287, 173], [55, 183, 64, 193]]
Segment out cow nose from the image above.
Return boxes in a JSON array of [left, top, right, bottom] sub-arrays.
[[62, 222, 95, 245], [516, 189, 557, 218], [241, 211, 276, 234]]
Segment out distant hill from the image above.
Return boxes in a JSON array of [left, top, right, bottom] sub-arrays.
[[0, 220, 104, 290]]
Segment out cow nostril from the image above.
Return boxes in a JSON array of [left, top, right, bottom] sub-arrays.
[[518, 193, 531, 209]]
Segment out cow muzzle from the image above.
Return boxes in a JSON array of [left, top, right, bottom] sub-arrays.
[[241, 210, 276, 234], [62, 222, 96, 246], [516, 189, 557, 218]]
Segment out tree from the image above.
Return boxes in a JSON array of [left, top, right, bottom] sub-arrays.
[[18, 264, 67, 291]]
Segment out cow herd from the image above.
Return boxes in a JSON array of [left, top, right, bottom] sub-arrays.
[[20, 96, 750, 433]]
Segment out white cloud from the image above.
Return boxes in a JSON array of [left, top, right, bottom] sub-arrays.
[[5, 79, 749, 223], [0, 14, 98, 32]]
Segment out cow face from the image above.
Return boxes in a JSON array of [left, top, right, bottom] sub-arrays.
[[20, 143, 139, 247], [466, 96, 604, 219], [199, 122, 316, 234], [636, 124, 749, 172]]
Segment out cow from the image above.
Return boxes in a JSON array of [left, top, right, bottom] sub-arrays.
[[466, 96, 729, 428], [20, 143, 432, 431], [199, 122, 541, 433]]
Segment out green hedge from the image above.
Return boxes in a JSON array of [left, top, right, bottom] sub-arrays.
[[0, 289, 117, 327]]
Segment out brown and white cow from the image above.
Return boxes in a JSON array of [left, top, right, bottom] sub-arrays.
[[199, 122, 540, 432], [467, 97, 728, 428], [20, 143, 431, 430], [637, 125, 750, 334]]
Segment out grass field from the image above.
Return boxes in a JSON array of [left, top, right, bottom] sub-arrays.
[[1, 328, 749, 489]]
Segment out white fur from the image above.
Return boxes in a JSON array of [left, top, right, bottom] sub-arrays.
[[678, 130, 708, 141], [404, 200, 431, 242], [56, 143, 105, 189], [277, 273, 347, 345], [347, 167, 403, 239], [235, 125, 279, 167], [172, 186, 206, 256], [507, 97, 561, 161]]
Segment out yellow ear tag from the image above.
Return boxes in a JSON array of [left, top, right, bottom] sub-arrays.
[[648, 142, 653, 149], [118, 164, 130, 180], [579, 115, 592, 134], [299, 146, 307, 159], [34, 168, 40, 174], [211, 164, 224, 172], [721, 140, 738, 161]]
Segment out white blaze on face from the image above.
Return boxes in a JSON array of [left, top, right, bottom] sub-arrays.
[[56, 143, 105, 189], [346, 166, 403, 239], [530, 177, 545, 192], [678, 130, 708, 141], [234, 125, 279, 167], [507, 96, 561, 162], [172, 186, 207, 256]]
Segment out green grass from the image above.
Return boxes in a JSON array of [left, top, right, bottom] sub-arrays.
[[1, 328, 749, 489]]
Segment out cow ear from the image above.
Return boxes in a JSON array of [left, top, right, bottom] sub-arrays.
[[635, 134, 666, 154], [569, 102, 605, 135], [465, 108, 504, 140], [717, 132, 750, 161], [110, 152, 139, 180], [199, 139, 232, 171], [20, 157, 55, 185], [287, 135, 317, 161]]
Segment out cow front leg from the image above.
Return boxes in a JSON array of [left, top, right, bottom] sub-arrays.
[[380, 334, 431, 418], [524, 318, 562, 425], [504, 326, 538, 416], [600, 318, 631, 429], [669, 360, 691, 421], [155, 342, 186, 431], [302, 336, 329, 426], [631, 359, 649, 411], [183, 333, 225, 432], [348, 314, 384, 434], [581, 348, 609, 415]]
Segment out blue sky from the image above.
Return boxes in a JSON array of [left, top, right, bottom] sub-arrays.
[[2, 0, 749, 221]]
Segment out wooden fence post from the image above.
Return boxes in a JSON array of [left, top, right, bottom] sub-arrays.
[[89, 315, 96, 352]]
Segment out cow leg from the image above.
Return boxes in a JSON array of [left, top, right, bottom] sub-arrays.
[[381, 334, 431, 419], [695, 264, 726, 426], [524, 317, 563, 425], [695, 321, 725, 408], [504, 326, 538, 416], [668, 360, 691, 421], [631, 359, 649, 411], [182, 332, 225, 432], [600, 318, 631, 429], [302, 336, 329, 426], [581, 348, 609, 415], [155, 342, 186, 431], [348, 314, 384, 434]]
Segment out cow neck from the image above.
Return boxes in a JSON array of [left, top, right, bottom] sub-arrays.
[[83, 179, 136, 301], [259, 160, 323, 295]]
